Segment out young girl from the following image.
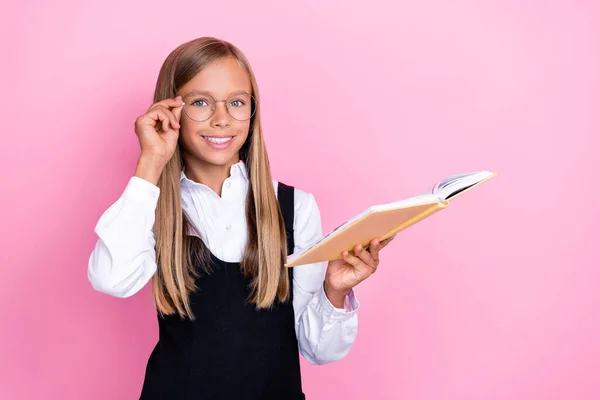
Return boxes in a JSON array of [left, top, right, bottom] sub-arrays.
[[88, 37, 394, 400]]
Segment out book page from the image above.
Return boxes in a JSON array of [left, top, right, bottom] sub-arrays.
[[434, 172, 478, 192], [433, 171, 494, 200]]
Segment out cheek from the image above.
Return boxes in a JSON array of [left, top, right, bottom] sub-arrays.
[[236, 121, 251, 138], [178, 123, 201, 151], [232, 123, 250, 145], [180, 118, 194, 134]]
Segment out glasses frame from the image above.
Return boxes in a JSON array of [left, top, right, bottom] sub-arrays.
[[181, 91, 259, 122]]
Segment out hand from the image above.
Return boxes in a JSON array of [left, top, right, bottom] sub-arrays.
[[324, 236, 396, 307], [133, 96, 184, 184]]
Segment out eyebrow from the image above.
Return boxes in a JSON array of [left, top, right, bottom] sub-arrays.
[[180, 89, 251, 99]]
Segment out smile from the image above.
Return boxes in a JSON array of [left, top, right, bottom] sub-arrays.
[[202, 136, 233, 144]]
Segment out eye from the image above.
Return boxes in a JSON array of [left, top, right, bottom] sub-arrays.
[[229, 99, 245, 107], [191, 99, 210, 107]]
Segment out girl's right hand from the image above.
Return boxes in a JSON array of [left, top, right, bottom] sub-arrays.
[[135, 96, 184, 162], [133, 96, 184, 184]]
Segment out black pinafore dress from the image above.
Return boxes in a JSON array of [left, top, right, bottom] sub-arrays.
[[139, 182, 305, 399]]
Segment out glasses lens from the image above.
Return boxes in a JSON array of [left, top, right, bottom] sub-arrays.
[[183, 93, 215, 122], [226, 93, 256, 121]]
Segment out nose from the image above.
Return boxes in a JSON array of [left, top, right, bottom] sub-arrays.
[[210, 101, 231, 128]]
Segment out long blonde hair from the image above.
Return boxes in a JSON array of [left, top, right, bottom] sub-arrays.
[[151, 37, 289, 319]]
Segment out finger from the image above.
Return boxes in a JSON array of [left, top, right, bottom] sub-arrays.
[[341, 250, 364, 269], [148, 96, 183, 113], [380, 235, 396, 249], [344, 248, 376, 276], [369, 237, 393, 264], [354, 244, 376, 269], [172, 101, 184, 124], [148, 97, 183, 128], [148, 105, 180, 130], [162, 113, 169, 133], [146, 108, 172, 133], [368, 239, 382, 264]]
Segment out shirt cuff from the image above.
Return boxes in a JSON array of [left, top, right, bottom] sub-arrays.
[[316, 284, 360, 320], [123, 176, 160, 204]]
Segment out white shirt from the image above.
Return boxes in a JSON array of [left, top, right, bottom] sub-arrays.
[[87, 161, 359, 365]]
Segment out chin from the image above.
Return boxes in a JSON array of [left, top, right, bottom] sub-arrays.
[[192, 145, 242, 166], [202, 154, 240, 166]]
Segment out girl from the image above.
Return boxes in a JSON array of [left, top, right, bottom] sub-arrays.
[[88, 37, 394, 400]]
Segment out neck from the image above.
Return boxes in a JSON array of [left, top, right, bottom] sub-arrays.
[[183, 156, 241, 197]]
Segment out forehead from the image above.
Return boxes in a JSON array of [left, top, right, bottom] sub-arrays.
[[178, 56, 252, 99]]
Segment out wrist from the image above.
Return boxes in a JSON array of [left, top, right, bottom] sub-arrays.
[[135, 154, 166, 186], [323, 280, 348, 309]]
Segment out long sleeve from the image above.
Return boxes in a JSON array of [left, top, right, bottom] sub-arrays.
[[291, 191, 360, 365], [87, 177, 160, 298]]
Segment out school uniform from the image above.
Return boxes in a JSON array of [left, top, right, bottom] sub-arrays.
[[88, 161, 359, 399]]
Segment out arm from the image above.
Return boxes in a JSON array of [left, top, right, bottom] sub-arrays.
[[291, 191, 360, 365], [87, 176, 159, 298], [89, 96, 184, 297]]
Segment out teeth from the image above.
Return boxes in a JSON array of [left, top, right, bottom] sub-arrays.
[[204, 136, 232, 144]]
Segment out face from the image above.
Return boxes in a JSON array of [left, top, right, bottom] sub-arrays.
[[176, 56, 253, 170]]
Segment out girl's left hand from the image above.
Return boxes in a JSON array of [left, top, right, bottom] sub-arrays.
[[324, 236, 396, 305]]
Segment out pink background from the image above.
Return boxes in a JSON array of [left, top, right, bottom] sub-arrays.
[[2, 0, 599, 399]]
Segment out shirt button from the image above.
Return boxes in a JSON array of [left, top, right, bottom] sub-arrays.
[[226, 182, 231, 188], [225, 224, 232, 231]]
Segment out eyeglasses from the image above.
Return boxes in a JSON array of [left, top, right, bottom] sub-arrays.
[[181, 91, 258, 122]]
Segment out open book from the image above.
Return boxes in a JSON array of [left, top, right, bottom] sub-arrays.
[[285, 170, 496, 267]]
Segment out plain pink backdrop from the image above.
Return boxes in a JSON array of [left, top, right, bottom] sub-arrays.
[[2, 0, 599, 399]]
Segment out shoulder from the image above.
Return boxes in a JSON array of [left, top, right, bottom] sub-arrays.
[[273, 181, 322, 242], [274, 182, 325, 288], [273, 181, 320, 217]]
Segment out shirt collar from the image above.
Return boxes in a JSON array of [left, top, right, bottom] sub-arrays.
[[180, 160, 248, 184]]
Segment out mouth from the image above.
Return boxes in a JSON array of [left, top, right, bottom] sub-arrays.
[[201, 135, 235, 150], [202, 136, 234, 144]]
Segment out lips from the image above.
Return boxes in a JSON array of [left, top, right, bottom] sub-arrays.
[[201, 135, 235, 150], [202, 136, 233, 144]]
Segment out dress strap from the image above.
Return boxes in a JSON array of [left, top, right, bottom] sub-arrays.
[[277, 182, 295, 256]]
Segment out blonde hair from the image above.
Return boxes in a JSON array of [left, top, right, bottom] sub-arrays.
[[151, 37, 289, 319]]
